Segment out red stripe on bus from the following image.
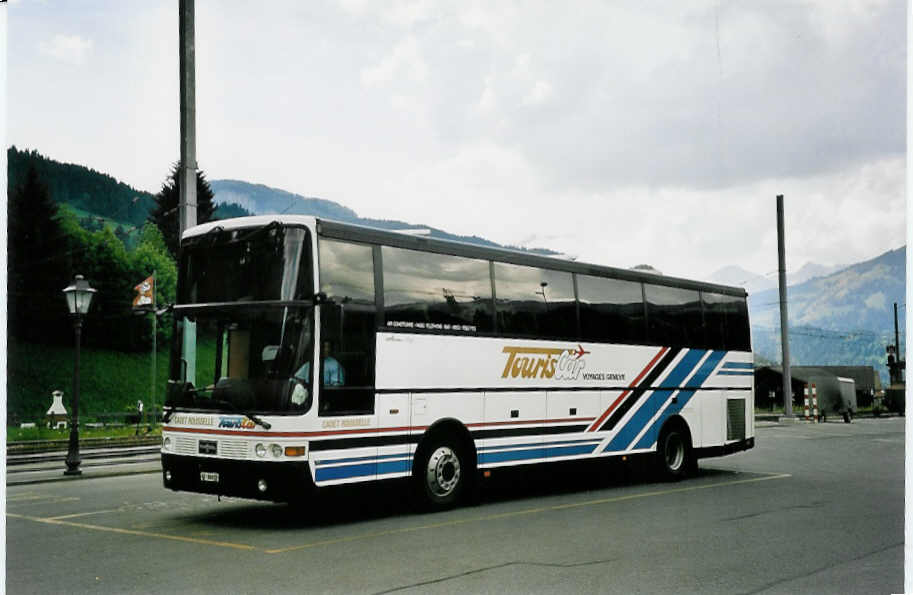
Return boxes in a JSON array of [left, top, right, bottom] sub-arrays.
[[163, 417, 595, 439], [466, 417, 594, 428], [587, 346, 668, 432]]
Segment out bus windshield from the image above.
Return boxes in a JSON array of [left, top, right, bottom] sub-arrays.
[[179, 224, 312, 304], [166, 305, 314, 414]]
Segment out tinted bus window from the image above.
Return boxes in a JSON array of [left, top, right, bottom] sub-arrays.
[[645, 284, 703, 348], [703, 291, 751, 351], [382, 247, 494, 333], [180, 226, 311, 303], [318, 239, 377, 415], [318, 239, 375, 303], [494, 263, 576, 339], [577, 275, 645, 344]]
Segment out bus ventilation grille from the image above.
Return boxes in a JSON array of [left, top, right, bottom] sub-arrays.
[[726, 399, 746, 441], [174, 436, 197, 456], [218, 440, 250, 459]]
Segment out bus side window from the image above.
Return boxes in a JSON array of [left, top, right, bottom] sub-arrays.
[[318, 302, 376, 415], [578, 275, 645, 345], [318, 238, 378, 416], [494, 263, 575, 340], [645, 284, 703, 348]]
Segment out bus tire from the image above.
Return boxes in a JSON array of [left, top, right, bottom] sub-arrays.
[[413, 434, 467, 511], [656, 424, 692, 481]]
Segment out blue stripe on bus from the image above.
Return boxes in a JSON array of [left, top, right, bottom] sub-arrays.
[[377, 459, 412, 476], [315, 453, 410, 466], [477, 438, 601, 452], [721, 362, 753, 369], [315, 458, 412, 481], [478, 443, 598, 464], [603, 349, 707, 453], [315, 462, 376, 481], [717, 370, 753, 376], [632, 350, 726, 450]]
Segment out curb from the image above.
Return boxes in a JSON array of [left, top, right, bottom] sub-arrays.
[[7, 465, 161, 487]]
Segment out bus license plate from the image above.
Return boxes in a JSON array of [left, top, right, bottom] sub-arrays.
[[200, 471, 219, 483]]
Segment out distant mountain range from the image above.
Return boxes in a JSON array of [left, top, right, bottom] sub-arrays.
[[705, 262, 847, 294], [210, 179, 557, 255], [748, 247, 905, 384]]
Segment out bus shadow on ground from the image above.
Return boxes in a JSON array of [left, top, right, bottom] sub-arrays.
[[185, 460, 739, 532]]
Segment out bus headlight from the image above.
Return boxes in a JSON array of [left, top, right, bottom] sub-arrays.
[[255, 443, 267, 458], [270, 444, 283, 458], [163, 437, 172, 451]]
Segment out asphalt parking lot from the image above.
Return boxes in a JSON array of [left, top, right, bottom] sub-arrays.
[[6, 417, 904, 594]]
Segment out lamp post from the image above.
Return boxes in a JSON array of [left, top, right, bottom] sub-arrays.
[[62, 275, 97, 476]]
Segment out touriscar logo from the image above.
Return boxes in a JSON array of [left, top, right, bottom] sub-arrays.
[[218, 416, 256, 429], [501, 344, 590, 380]]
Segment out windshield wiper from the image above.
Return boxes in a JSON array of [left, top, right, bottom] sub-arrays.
[[242, 412, 272, 430], [162, 382, 272, 429]]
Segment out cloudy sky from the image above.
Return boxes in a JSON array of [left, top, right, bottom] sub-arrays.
[[6, 0, 907, 281]]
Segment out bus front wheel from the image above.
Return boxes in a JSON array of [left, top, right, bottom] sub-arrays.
[[414, 436, 466, 511]]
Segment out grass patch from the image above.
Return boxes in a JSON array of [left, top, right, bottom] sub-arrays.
[[8, 340, 169, 424], [8, 424, 161, 442]]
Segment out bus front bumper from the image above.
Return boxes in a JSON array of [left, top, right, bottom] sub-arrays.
[[161, 453, 314, 502]]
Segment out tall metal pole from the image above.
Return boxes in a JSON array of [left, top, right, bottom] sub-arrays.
[[895, 302, 901, 361], [64, 318, 83, 475], [179, 0, 197, 385], [777, 195, 793, 417], [179, 0, 197, 233]]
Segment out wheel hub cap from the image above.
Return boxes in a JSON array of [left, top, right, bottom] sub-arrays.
[[426, 446, 461, 497]]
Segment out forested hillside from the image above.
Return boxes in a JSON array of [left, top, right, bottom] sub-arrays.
[[8, 147, 157, 227]]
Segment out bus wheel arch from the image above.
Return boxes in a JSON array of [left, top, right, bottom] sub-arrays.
[[655, 416, 695, 481], [412, 419, 476, 511]]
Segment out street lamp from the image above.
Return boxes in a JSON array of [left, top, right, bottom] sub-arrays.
[[62, 275, 97, 476]]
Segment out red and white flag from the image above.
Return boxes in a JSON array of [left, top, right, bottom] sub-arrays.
[[133, 275, 155, 308]]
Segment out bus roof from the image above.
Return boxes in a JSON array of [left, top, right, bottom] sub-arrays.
[[183, 215, 748, 298]]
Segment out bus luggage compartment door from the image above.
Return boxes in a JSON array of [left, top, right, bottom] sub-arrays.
[[376, 392, 412, 478]]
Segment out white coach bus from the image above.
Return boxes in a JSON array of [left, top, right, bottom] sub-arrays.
[[161, 216, 754, 509]]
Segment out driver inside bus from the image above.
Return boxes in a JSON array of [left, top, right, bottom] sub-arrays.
[[292, 341, 345, 405]]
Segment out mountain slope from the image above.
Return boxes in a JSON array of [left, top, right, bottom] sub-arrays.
[[749, 246, 905, 333], [210, 179, 557, 255], [749, 246, 905, 383]]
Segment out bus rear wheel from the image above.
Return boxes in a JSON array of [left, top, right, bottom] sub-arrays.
[[656, 426, 693, 481], [414, 436, 467, 511]]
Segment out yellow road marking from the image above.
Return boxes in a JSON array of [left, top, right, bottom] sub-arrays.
[[46, 509, 120, 521], [7, 494, 68, 502], [265, 472, 792, 554], [6, 513, 256, 551], [7, 496, 81, 508]]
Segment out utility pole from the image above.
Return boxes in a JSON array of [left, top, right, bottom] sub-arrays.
[[776, 195, 793, 416], [179, 0, 197, 233], [179, 0, 197, 385]]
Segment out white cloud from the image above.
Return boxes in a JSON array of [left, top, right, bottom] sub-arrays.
[[522, 80, 552, 107], [361, 35, 427, 87], [39, 34, 92, 66]]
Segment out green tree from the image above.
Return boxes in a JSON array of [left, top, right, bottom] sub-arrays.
[[129, 223, 178, 346], [8, 166, 71, 343], [147, 164, 216, 259]]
